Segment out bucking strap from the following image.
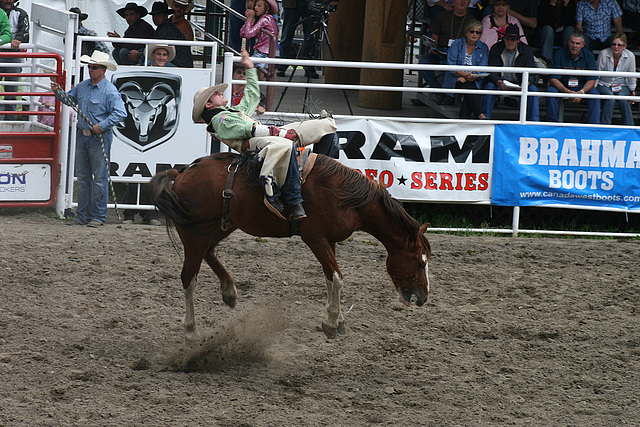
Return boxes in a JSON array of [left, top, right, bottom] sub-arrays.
[[221, 161, 239, 231]]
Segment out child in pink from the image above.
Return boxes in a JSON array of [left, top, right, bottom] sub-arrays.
[[239, 0, 279, 79]]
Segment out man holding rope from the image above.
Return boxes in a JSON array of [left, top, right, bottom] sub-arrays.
[[51, 51, 127, 227]]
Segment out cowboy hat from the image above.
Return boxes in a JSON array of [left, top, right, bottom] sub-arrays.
[[80, 51, 117, 72], [192, 83, 228, 122], [149, 43, 176, 63], [149, 1, 174, 15], [502, 24, 524, 39], [116, 2, 149, 19], [264, 0, 278, 14], [167, 0, 196, 13], [69, 7, 88, 21]]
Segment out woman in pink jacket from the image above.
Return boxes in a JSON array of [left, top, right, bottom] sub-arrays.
[[239, 0, 279, 79]]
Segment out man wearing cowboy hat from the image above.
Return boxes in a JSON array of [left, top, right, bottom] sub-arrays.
[[149, 1, 193, 68], [147, 43, 176, 67], [50, 52, 127, 227], [167, 0, 194, 41], [107, 2, 155, 65], [69, 7, 109, 57], [483, 24, 539, 121], [192, 49, 337, 221]]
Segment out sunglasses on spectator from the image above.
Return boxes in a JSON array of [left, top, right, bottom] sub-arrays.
[[468, 30, 482, 34], [87, 65, 104, 70], [611, 42, 625, 46]]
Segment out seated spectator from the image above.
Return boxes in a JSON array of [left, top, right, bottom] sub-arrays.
[[167, 0, 195, 41], [108, 2, 155, 65], [622, 0, 640, 47], [419, 0, 475, 104], [149, 1, 193, 68], [480, 0, 527, 49], [575, 0, 623, 51], [444, 20, 489, 119], [596, 33, 636, 125], [69, 7, 109, 57], [483, 24, 539, 121], [534, 0, 576, 65], [546, 30, 600, 124], [427, 0, 455, 22], [504, 0, 538, 43], [231, 63, 266, 113], [146, 43, 176, 67]]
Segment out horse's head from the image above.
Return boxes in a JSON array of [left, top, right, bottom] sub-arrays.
[[386, 223, 431, 307]]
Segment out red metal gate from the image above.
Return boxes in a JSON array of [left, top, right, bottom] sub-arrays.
[[0, 52, 64, 208]]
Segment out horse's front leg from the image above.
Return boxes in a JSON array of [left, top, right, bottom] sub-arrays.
[[305, 239, 346, 338]]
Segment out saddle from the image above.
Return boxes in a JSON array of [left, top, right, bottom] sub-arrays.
[[221, 147, 318, 232]]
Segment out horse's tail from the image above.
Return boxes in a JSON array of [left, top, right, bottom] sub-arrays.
[[148, 169, 193, 226]]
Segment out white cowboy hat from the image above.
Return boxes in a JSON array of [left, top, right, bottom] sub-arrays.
[[80, 51, 117, 71], [167, 0, 196, 13], [192, 83, 228, 122], [149, 43, 176, 63]]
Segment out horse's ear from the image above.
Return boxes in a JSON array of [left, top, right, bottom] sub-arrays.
[[420, 222, 430, 234]]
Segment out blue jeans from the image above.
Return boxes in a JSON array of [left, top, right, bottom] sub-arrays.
[[535, 25, 573, 62], [0, 56, 22, 120], [419, 51, 447, 89], [597, 85, 634, 126], [74, 130, 112, 224], [112, 48, 145, 65], [483, 82, 540, 121], [278, 6, 314, 72], [546, 85, 601, 124], [228, 0, 245, 52], [280, 142, 302, 206]]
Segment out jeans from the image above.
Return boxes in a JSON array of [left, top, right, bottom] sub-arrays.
[[456, 80, 484, 119], [584, 35, 612, 51], [228, 0, 245, 52], [112, 48, 145, 65], [546, 85, 601, 124], [0, 56, 22, 120], [74, 130, 112, 224], [280, 142, 302, 206], [419, 51, 447, 89], [536, 25, 573, 62], [597, 85, 634, 126], [483, 82, 540, 121], [278, 7, 315, 72]]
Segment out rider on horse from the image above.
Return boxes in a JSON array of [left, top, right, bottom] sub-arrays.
[[192, 48, 336, 220]]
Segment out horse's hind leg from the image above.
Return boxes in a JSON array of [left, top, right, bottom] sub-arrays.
[[203, 228, 237, 308]]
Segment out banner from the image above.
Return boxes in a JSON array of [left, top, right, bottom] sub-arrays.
[[492, 124, 640, 210], [336, 118, 494, 202], [107, 68, 213, 180]]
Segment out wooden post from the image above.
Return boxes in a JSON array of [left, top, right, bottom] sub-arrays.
[[324, 0, 366, 85], [358, 0, 407, 110]]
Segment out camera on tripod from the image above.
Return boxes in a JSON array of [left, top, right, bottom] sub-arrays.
[[307, 0, 338, 15]]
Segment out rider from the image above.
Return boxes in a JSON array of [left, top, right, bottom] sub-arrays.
[[192, 48, 337, 221]]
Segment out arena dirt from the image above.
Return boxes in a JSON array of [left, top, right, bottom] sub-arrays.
[[1, 211, 638, 426]]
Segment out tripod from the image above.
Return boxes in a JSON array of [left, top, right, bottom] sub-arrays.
[[275, 8, 353, 115]]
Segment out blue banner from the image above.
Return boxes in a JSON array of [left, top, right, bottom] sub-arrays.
[[492, 124, 640, 210]]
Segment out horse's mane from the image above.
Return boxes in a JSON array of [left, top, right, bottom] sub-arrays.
[[313, 155, 424, 244]]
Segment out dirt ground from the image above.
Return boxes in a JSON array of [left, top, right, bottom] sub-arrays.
[[0, 210, 638, 426]]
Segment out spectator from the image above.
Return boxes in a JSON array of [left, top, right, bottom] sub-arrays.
[[167, 0, 195, 41], [276, 0, 318, 78], [149, 1, 193, 68], [621, 0, 640, 47], [50, 51, 127, 226], [0, 0, 29, 121], [596, 33, 636, 125], [534, 0, 576, 65], [483, 24, 539, 121], [146, 43, 176, 67], [505, 0, 538, 43], [231, 62, 266, 113], [427, 0, 455, 22], [108, 2, 155, 66], [575, 0, 623, 50], [69, 7, 109, 57], [419, 0, 475, 104], [228, 0, 246, 52], [240, 0, 279, 79], [480, 0, 527, 49], [445, 20, 489, 119], [36, 95, 55, 127], [0, 7, 10, 45], [546, 30, 600, 124]]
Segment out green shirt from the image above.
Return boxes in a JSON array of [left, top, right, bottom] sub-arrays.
[[0, 9, 12, 45]]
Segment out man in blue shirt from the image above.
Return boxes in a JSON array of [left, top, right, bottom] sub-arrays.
[[51, 51, 127, 227], [576, 0, 623, 51], [546, 30, 600, 124]]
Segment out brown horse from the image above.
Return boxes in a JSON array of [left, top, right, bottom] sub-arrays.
[[148, 152, 431, 341]]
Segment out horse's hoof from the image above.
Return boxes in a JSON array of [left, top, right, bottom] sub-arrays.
[[321, 323, 338, 339], [223, 294, 236, 309], [337, 321, 346, 335]]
